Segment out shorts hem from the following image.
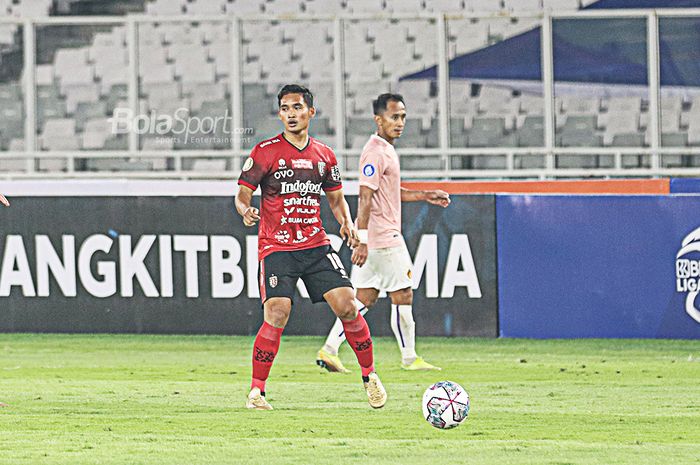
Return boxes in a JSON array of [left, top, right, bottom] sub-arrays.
[[311, 283, 354, 304]]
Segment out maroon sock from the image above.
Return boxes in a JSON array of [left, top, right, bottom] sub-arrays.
[[251, 321, 284, 393], [341, 313, 375, 377]]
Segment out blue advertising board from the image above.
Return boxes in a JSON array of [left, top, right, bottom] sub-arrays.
[[670, 177, 700, 193], [497, 195, 700, 339]]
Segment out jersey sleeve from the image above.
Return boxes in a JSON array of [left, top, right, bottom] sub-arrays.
[[238, 145, 268, 191], [322, 149, 343, 192], [358, 149, 384, 191]]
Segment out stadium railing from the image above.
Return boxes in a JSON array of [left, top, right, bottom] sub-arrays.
[[2, 9, 700, 180]]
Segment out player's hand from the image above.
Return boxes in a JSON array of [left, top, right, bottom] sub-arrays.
[[340, 221, 359, 249], [0, 194, 9, 207], [242, 206, 260, 226], [426, 190, 450, 208], [351, 243, 369, 267]]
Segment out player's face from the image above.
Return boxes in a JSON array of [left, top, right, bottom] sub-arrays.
[[278, 93, 315, 134], [375, 100, 406, 140]]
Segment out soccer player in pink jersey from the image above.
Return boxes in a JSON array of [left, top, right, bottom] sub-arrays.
[[236, 85, 386, 410], [317, 93, 450, 373]]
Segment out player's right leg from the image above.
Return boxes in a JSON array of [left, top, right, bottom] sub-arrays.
[[247, 252, 298, 410], [317, 287, 379, 373]]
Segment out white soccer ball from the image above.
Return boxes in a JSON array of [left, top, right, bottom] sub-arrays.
[[422, 380, 470, 429]]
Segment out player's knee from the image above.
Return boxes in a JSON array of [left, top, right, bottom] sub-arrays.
[[362, 294, 379, 308], [391, 287, 413, 305], [265, 305, 290, 327], [336, 299, 358, 321]]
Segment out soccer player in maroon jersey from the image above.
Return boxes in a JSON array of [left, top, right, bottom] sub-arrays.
[[235, 84, 387, 410]]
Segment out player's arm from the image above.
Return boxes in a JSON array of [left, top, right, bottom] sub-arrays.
[[235, 185, 260, 227], [325, 188, 359, 248], [0, 194, 9, 207], [351, 186, 375, 267], [400, 186, 450, 208]]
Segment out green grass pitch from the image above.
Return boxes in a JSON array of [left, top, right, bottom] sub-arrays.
[[1, 334, 699, 464]]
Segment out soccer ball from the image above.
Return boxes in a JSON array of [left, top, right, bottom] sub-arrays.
[[422, 381, 470, 429]]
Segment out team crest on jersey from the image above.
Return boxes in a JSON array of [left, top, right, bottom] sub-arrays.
[[292, 159, 313, 169], [242, 157, 254, 172], [269, 275, 278, 288], [278, 159, 286, 167], [318, 161, 326, 177], [331, 166, 341, 182]]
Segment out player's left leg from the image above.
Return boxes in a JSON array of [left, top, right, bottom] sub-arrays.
[[303, 245, 386, 408], [324, 286, 386, 408], [388, 287, 440, 371], [317, 287, 379, 373]]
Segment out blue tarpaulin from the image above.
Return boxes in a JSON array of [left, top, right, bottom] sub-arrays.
[[403, 0, 700, 87]]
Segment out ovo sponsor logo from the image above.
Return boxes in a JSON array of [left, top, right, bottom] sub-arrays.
[[274, 169, 294, 179], [675, 226, 700, 324]]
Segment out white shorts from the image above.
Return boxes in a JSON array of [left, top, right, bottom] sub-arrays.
[[351, 241, 413, 293]]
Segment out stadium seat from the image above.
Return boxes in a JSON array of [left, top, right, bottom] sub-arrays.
[[448, 20, 489, 57], [516, 115, 544, 147], [600, 111, 639, 145], [688, 119, 700, 146], [504, 0, 542, 13], [74, 101, 107, 132], [146, 0, 185, 15], [611, 133, 645, 147], [11, 0, 52, 17], [265, 0, 303, 15], [41, 118, 80, 151], [185, 82, 227, 112], [32, 66, 51, 88], [605, 96, 642, 113], [385, 0, 424, 13], [558, 96, 600, 115], [191, 159, 228, 171], [141, 134, 175, 151], [0, 83, 21, 101], [661, 132, 688, 147], [64, 84, 100, 114], [144, 82, 181, 109], [54, 48, 89, 79], [185, 0, 226, 15], [401, 155, 443, 170], [224, 0, 265, 15], [345, 0, 384, 13], [518, 93, 544, 115], [425, 0, 466, 12], [468, 116, 507, 147], [82, 118, 112, 150], [463, 0, 503, 13], [304, 0, 344, 14], [543, 0, 579, 10]]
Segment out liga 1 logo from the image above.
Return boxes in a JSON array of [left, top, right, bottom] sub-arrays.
[[675, 225, 700, 324]]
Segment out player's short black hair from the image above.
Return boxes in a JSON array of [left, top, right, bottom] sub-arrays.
[[373, 93, 405, 115], [277, 84, 314, 109]]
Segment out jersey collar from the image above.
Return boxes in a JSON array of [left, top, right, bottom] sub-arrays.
[[281, 133, 311, 152]]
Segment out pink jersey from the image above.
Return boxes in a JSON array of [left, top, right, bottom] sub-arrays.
[[358, 134, 404, 250]]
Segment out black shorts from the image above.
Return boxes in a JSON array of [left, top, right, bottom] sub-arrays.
[[259, 245, 353, 304]]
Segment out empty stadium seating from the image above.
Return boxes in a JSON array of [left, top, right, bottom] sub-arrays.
[[2, 0, 700, 174]]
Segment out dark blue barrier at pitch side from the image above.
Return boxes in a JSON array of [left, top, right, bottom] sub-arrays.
[[497, 195, 700, 339], [670, 178, 700, 193], [0, 195, 497, 336]]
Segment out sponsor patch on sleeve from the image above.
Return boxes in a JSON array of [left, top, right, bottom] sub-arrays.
[[242, 157, 254, 172], [362, 164, 376, 177]]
